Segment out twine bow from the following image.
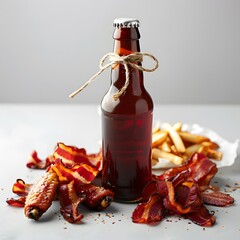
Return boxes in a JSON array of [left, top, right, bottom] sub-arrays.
[[69, 52, 159, 100]]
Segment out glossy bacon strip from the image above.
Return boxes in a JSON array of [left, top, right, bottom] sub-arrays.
[[165, 169, 190, 188], [186, 205, 216, 226], [53, 142, 102, 170], [76, 184, 114, 211], [6, 197, 26, 208], [189, 154, 218, 191], [51, 158, 98, 185], [201, 191, 234, 207], [163, 181, 191, 215], [157, 153, 217, 191], [176, 182, 198, 208], [141, 181, 158, 202], [132, 194, 165, 224], [26, 151, 52, 169], [58, 181, 84, 223], [24, 171, 58, 221], [12, 179, 32, 196]]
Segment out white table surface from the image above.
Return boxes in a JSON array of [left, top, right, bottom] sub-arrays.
[[0, 104, 239, 240]]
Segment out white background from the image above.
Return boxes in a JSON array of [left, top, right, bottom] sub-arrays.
[[0, 0, 239, 104]]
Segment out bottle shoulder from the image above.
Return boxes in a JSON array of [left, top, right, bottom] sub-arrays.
[[101, 90, 153, 115]]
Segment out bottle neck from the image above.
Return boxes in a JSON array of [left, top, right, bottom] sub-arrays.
[[113, 27, 141, 54], [111, 27, 143, 95], [113, 39, 140, 55]]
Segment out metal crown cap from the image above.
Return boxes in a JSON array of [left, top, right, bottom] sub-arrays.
[[113, 18, 140, 28]]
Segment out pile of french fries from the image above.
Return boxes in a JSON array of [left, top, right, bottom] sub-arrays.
[[152, 122, 223, 167]]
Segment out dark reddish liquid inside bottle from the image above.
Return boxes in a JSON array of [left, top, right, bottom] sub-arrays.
[[101, 25, 153, 202]]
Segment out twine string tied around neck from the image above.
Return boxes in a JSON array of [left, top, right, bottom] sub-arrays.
[[69, 52, 159, 100]]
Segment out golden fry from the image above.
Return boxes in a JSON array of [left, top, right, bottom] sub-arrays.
[[178, 132, 209, 144], [201, 141, 220, 150], [185, 144, 202, 156], [161, 123, 186, 153], [152, 148, 184, 165], [151, 158, 159, 166], [173, 122, 182, 132], [158, 141, 171, 153], [152, 126, 160, 135], [207, 149, 223, 161], [197, 146, 209, 156], [152, 131, 168, 148]]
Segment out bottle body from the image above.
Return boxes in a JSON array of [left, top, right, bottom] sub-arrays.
[[101, 110, 152, 202], [101, 20, 153, 202]]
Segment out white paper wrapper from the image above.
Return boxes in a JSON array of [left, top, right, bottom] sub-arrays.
[[152, 123, 239, 169]]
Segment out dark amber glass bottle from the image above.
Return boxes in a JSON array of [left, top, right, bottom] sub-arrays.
[[101, 18, 153, 202]]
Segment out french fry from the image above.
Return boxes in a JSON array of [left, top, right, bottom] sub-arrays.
[[151, 157, 159, 166], [152, 148, 184, 165], [201, 141, 220, 150], [166, 136, 173, 145], [173, 122, 182, 132], [197, 146, 209, 156], [178, 132, 209, 144], [152, 130, 168, 148], [161, 123, 186, 153], [207, 149, 223, 161], [152, 126, 160, 135], [158, 141, 171, 153], [185, 144, 202, 156], [170, 145, 178, 155]]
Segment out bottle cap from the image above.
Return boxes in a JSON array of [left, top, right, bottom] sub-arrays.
[[113, 18, 140, 28]]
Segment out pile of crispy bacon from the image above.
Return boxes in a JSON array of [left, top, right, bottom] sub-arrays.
[[7, 142, 114, 223], [132, 152, 234, 226], [7, 143, 234, 226]]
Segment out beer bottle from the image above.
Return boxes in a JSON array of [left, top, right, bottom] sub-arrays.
[[101, 18, 153, 202]]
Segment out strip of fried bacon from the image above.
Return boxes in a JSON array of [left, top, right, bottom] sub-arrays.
[[6, 197, 26, 208], [132, 193, 165, 224], [132, 153, 234, 227], [53, 142, 102, 170], [12, 179, 32, 196], [186, 205, 216, 226], [51, 158, 99, 185], [201, 191, 234, 207], [175, 182, 198, 208], [76, 184, 114, 211], [58, 181, 84, 223], [24, 171, 58, 221], [163, 181, 192, 215], [26, 151, 52, 169]]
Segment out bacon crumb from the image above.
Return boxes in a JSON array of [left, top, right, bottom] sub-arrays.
[[26, 151, 52, 169]]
